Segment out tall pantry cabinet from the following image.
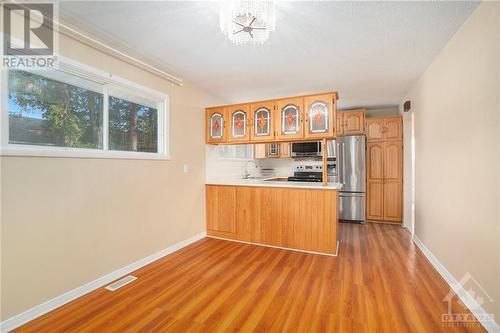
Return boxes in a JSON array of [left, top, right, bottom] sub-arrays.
[[366, 116, 403, 222]]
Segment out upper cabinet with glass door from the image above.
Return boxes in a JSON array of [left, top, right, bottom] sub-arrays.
[[205, 91, 338, 144], [276, 97, 304, 140], [304, 93, 336, 139], [227, 104, 250, 143], [206, 107, 226, 144], [250, 101, 275, 141]]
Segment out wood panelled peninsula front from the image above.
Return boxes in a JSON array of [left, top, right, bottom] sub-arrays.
[[206, 185, 338, 255]]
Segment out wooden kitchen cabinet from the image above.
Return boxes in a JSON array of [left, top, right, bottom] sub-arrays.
[[254, 144, 266, 159], [366, 116, 402, 142], [276, 97, 304, 140], [366, 118, 384, 142], [206, 107, 227, 144], [254, 142, 291, 159], [206, 91, 339, 144], [336, 113, 343, 137], [384, 117, 403, 141], [265, 143, 280, 158], [250, 101, 276, 142], [384, 141, 403, 181], [366, 142, 384, 220], [366, 141, 403, 222], [206, 185, 338, 255], [367, 142, 384, 181], [304, 93, 335, 139], [227, 104, 250, 143], [206, 185, 237, 237], [336, 109, 365, 136], [383, 181, 403, 222], [280, 142, 291, 158], [367, 180, 384, 220]]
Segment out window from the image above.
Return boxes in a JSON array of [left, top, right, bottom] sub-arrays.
[[2, 60, 169, 159], [8, 70, 104, 149], [217, 144, 253, 160], [108, 96, 158, 153]]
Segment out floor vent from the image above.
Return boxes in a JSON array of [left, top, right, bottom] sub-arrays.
[[105, 275, 137, 291]]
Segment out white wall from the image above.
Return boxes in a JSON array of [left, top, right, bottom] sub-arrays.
[[402, 1, 500, 323]]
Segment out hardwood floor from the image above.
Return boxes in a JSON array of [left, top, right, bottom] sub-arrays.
[[16, 223, 486, 332]]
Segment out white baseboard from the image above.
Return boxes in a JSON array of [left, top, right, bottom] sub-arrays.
[[413, 235, 499, 333], [0, 232, 206, 333]]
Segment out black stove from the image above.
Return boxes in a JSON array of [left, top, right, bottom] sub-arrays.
[[287, 168, 323, 182]]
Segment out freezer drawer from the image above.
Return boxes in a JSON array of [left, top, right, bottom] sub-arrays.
[[339, 192, 366, 222]]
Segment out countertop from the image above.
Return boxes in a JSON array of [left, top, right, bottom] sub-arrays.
[[206, 177, 343, 190]]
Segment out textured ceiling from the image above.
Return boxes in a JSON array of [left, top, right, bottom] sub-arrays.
[[60, 1, 479, 108]]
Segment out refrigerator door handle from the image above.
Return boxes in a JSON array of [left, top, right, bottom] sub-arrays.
[[336, 141, 341, 184], [342, 142, 346, 185]]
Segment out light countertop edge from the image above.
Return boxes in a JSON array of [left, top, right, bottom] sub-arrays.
[[206, 178, 343, 190]]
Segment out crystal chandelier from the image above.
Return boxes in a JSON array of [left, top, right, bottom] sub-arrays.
[[219, 0, 276, 45]]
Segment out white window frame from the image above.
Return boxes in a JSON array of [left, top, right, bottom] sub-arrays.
[[216, 144, 253, 161], [0, 56, 170, 160]]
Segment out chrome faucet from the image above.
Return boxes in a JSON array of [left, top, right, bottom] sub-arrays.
[[242, 160, 258, 179]]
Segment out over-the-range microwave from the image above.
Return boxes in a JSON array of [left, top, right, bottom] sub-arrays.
[[291, 142, 322, 157]]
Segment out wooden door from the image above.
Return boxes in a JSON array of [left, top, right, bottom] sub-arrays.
[[384, 181, 402, 222], [266, 143, 280, 158], [250, 101, 275, 142], [366, 142, 384, 220], [343, 110, 365, 135], [384, 141, 403, 181], [304, 93, 335, 139], [236, 186, 261, 242], [367, 143, 384, 181], [259, 187, 284, 247], [206, 185, 237, 236], [206, 107, 226, 144], [276, 97, 304, 140], [366, 118, 384, 142], [280, 142, 291, 158], [336, 113, 344, 137], [227, 104, 250, 143], [384, 117, 403, 141], [383, 141, 403, 222], [254, 144, 266, 159], [367, 181, 384, 221]]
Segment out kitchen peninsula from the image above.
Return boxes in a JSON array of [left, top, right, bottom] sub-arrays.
[[205, 91, 343, 255], [206, 181, 340, 255]]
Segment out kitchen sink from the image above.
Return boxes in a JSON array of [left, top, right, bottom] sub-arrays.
[[241, 176, 268, 180]]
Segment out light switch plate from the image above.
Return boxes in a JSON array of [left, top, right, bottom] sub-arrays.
[[183, 164, 189, 173]]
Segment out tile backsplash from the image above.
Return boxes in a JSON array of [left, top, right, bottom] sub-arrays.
[[206, 144, 323, 180]]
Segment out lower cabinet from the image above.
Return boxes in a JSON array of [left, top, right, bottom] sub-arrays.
[[366, 180, 384, 220], [206, 185, 338, 255], [206, 185, 238, 237], [383, 180, 403, 222]]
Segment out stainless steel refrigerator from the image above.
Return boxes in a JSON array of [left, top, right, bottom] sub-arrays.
[[336, 136, 366, 222]]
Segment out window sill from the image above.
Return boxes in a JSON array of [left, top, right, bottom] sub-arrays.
[[0, 145, 171, 161]]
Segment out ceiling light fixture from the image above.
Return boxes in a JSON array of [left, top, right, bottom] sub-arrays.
[[219, 0, 276, 45]]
